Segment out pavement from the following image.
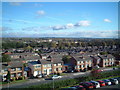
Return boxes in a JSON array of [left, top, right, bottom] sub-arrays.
[[1, 67, 119, 89]]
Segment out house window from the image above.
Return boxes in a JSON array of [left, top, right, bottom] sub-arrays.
[[81, 65, 84, 68], [49, 69, 52, 72], [47, 64, 51, 67], [17, 67, 22, 71], [18, 73, 22, 77], [80, 61, 83, 63], [54, 69, 56, 71], [54, 64, 57, 66], [11, 68, 16, 71], [35, 66, 41, 68], [78, 66, 80, 68], [58, 68, 62, 71], [11, 73, 16, 77], [4, 68, 8, 72], [58, 63, 61, 66], [77, 61, 80, 64], [44, 65, 47, 67], [44, 69, 47, 73]]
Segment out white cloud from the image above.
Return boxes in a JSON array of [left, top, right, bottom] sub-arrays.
[[66, 23, 74, 28], [37, 10, 45, 16], [104, 19, 111, 23], [75, 20, 90, 26]]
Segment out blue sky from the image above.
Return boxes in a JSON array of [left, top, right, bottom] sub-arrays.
[[2, 2, 118, 38]]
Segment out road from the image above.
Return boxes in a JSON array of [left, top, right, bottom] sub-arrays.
[[1, 67, 119, 89]]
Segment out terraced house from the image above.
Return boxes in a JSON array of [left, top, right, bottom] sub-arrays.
[[98, 54, 115, 67], [0, 61, 26, 81], [28, 57, 63, 77]]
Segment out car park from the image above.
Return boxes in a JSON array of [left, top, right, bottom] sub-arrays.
[[109, 78, 119, 85], [97, 80, 106, 87], [51, 75, 62, 79], [80, 82, 94, 89], [102, 79, 112, 85], [89, 81, 100, 88]]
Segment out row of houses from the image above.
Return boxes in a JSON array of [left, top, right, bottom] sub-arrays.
[[0, 52, 118, 81]]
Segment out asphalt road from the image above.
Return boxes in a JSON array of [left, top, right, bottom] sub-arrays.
[[1, 67, 119, 89]]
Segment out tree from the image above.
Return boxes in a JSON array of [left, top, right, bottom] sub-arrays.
[[6, 71, 11, 82], [2, 54, 11, 62], [62, 55, 71, 64]]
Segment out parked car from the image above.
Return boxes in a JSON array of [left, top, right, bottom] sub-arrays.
[[97, 80, 106, 87], [102, 79, 111, 85], [52, 75, 62, 79], [109, 78, 119, 85], [89, 81, 100, 88], [80, 82, 94, 89], [114, 77, 120, 83], [74, 85, 86, 90], [36, 74, 42, 78]]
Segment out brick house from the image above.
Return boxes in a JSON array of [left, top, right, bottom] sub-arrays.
[[28, 57, 63, 77], [98, 54, 115, 67], [0, 61, 26, 81], [63, 53, 93, 72]]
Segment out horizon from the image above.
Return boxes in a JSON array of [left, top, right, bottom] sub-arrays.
[[2, 2, 118, 38]]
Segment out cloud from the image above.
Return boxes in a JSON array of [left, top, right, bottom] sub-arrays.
[[52, 25, 66, 30], [37, 10, 45, 16], [1, 27, 13, 31], [66, 23, 74, 28], [104, 19, 111, 23], [9, 2, 21, 6], [75, 20, 90, 27]]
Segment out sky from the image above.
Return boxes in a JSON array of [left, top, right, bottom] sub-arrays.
[[2, 2, 118, 38]]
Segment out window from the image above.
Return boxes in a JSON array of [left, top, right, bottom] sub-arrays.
[[47, 64, 51, 67], [18, 73, 22, 77], [81, 65, 84, 68], [54, 69, 56, 71], [54, 64, 57, 66], [35, 65, 41, 68], [78, 66, 80, 68], [58, 63, 61, 66], [49, 69, 52, 72], [11, 68, 16, 71], [4, 68, 8, 72], [44, 69, 47, 73], [77, 61, 80, 64], [17, 68, 22, 71], [58, 68, 62, 71], [80, 61, 83, 63], [11, 73, 16, 77], [44, 65, 47, 67]]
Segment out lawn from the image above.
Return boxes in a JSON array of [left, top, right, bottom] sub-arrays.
[[0, 79, 28, 86]]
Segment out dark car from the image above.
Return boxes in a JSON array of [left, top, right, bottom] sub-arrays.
[[74, 85, 86, 90], [109, 78, 119, 85], [80, 82, 94, 89], [102, 79, 112, 85], [114, 77, 120, 83], [97, 80, 106, 87]]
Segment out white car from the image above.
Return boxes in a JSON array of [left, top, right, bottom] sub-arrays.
[[89, 81, 100, 88], [52, 75, 62, 79]]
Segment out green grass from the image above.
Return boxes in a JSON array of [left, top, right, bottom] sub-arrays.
[[0, 79, 28, 85]]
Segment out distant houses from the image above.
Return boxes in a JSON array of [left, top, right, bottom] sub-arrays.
[[0, 51, 118, 82]]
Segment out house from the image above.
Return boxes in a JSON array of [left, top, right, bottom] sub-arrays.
[[98, 54, 115, 67], [28, 57, 63, 77], [0, 61, 26, 81], [63, 53, 93, 72]]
